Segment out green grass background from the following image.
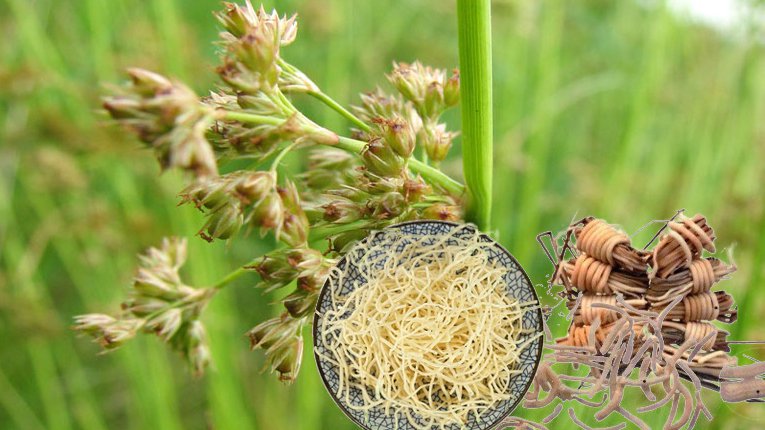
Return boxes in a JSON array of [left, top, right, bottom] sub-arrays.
[[1, 0, 764, 429]]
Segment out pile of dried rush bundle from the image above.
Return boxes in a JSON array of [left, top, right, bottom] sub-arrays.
[[512, 213, 757, 430]]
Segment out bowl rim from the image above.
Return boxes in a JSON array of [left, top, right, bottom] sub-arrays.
[[312, 220, 544, 430]]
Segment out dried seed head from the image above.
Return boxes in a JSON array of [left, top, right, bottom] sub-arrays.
[[216, 2, 297, 45], [73, 315, 144, 350], [73, 313, 118, 336], [148, 308, 184, 342], [133, 237, 188, 300]]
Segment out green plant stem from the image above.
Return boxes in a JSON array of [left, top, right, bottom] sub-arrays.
[[269, 141, 300, 173], [307, 90, 370, 132], [457, 0, 493, 231], [218, 110, 465, 196], [212, 266, 249, 290]]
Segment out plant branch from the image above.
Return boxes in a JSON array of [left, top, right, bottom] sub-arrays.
[[307, 90, 370, 132], [457, 0, 494, 230], [218, 110, 465, 196]]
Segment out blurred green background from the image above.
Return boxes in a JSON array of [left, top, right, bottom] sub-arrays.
[[1, 0, 764, 429]]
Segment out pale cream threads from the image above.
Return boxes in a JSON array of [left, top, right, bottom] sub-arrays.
[[317, 225, 540, 429]]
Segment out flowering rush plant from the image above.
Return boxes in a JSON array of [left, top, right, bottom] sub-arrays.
[[74, 1, 469, 382]]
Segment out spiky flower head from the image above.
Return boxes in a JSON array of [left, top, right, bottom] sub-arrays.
[[74, 237, 216, 375], [249, 247, 324, 292], [277, 181, 310, 247], [73, 314, 143, 350], [362, 138, 406, 177], [180, 172, 287, 241], [216, 2, 298, 91], [421, 122, 458, 163], [371, 117, 416, 158], [247, 313, 305, 383], [104, 69, 217, 177], [387, 62, 460, 120]]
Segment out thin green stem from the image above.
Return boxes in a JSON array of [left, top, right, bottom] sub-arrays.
[[307, 90, 370, 132], [218, 110, 465, 196], [457, 0, 494, 231], [278, 58, 369, 131], [212, 266, 250, 290], [270, 141, 299, 173]]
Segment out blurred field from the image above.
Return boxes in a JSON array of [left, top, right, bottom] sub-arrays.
[[1, 0, 764, 429]]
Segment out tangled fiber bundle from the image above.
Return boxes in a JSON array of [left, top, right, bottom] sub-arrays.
[[316, 225, 540, 429], [524, 213, 748, 430]]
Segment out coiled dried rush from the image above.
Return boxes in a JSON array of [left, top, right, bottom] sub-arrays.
[[530, 213, 745, 429], [650, 214, 716, 279], [558, 255, 648, 297], [573, 218, 648, 273]]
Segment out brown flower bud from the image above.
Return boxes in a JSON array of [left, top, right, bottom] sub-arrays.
[[371, 192, 406, 220], [322, 199, 365, 223], [201, 203, 243, 242], [282, 287, 318, 318], [362, 138, 405, 177], [247, 313, 301, 350], [373, 117, 415, 158], [250, 191, 284, 235], [277, 181, 309, 247], [422, 203, 461, 221], [421, 122, 457, 163], [402, 178, 431, 203], [330, 229, 370, 254], [268, 335, 303, 383], [443, 68, 460, 107]]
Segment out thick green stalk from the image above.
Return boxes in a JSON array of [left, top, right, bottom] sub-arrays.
[[457, 0, 493, 231]]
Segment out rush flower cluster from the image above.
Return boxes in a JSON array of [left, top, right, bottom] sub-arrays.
[[78, 1, 466, 382]]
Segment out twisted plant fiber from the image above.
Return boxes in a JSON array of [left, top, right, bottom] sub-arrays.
[[646, 258, 735, 305], [523, 297, 730, 430], [573, 218, 648, 273], [567, 294, 647, 325], [650, 291, 737, 323], [558, 255, 648, 297], [650, 214, 716, 279], [661, 321, 729, 352], [556, 321, 643, 349]]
